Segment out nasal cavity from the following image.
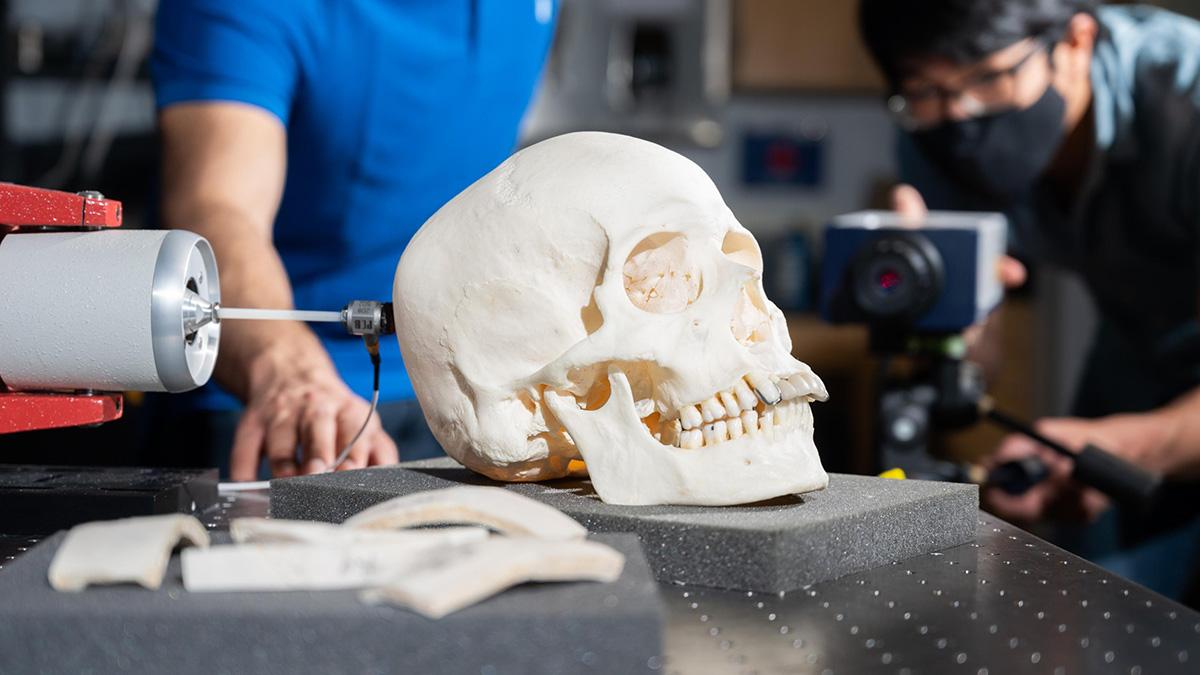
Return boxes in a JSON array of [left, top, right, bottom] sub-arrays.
[[721, 231, 770, 345], [623, 232, 702, 314]]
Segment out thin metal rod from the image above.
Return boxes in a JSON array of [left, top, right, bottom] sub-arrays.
[[217, 307, 343, 323]]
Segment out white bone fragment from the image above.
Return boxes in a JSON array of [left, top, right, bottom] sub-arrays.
[[343, 486, 587, 541], [182, 537, 476, 592], [361, 538, 625, 619], [48, 514, 209, 592], [229, 517, 487, 546]]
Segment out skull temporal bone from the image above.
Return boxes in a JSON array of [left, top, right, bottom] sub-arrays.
[[393, 131, 828, 505]]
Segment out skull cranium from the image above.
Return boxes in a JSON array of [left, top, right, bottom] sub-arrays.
[[394, 132, 828, 505]]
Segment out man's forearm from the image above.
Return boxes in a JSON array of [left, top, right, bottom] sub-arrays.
[[158, 102, 334, 401], [166, 202, 329, 399]]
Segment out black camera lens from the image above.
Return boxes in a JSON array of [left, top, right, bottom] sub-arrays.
[[850, 233, 944, 323]]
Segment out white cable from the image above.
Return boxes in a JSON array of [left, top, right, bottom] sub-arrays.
[[333, 388, 380, 470]]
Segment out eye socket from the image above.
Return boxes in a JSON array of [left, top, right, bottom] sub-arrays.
[[623, 232, 702, 314], [721, 231, 763, 271]]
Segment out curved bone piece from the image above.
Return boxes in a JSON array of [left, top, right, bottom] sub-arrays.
[[361, 538, 625, 619], [229, 517, 488, 546], [343, 486, 587, 541], [48, 514, 209, 592], [182, 536, 479, 592]]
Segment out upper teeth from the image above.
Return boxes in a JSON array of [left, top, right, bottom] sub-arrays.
[[746, 372, 781, 405], [670, 373, 816, 449], [700, 397, 724, 423], [718, 391, 741, 418], [733, 381, 757, 411], [777, 378, 798, 400]]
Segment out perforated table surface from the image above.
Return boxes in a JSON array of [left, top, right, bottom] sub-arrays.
[[3, 491, 1197, 674]]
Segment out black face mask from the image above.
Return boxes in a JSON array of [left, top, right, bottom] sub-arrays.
[[910, 85, 1067, 204]]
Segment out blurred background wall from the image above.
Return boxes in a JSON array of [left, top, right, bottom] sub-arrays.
[[1, 0, 1195, 470]]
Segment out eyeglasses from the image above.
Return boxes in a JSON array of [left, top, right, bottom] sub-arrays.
[[887, 39, 1051, 130]]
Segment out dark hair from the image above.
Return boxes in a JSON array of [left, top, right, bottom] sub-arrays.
[[859, 0, 1097, 87]]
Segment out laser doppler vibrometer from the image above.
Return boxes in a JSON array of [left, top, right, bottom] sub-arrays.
[[820, 210, 1161, 510]]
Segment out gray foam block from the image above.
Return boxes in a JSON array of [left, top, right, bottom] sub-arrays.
[[0, 532, 662, 675], [272, 458, 979, 593]]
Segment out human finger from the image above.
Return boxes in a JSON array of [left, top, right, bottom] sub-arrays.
[[264, 401, 300, 478], [998, 255, 1027, 289], [890, 183, 928, 221], [229, 409, 266, 481], [299, 396, 338, 474], [365, 430, 400, 468]]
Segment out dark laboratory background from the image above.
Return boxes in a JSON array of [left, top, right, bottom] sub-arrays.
[[0, 0, 1197, 478]]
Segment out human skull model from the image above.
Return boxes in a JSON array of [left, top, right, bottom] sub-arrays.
[[394, 132, 828, 506]]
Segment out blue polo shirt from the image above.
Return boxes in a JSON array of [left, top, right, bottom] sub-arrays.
[[152, 0, 556, 408]]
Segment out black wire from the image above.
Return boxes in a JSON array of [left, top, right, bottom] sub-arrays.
[[371, 352, 381, 392]]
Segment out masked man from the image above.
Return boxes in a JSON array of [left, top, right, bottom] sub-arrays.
[[859, 0, 1200, 598]]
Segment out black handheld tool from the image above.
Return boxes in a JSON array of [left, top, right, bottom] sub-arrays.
[[986, 456, 1050, 495], [979, 397, 1163, 509]]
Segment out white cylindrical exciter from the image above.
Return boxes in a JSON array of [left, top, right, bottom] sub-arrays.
[[0, 229, 221, 393]]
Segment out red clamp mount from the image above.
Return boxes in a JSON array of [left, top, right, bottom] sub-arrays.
[[0, 182, 125, 434]]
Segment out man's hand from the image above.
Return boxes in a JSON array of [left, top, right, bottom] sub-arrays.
[[983, 412, 1179, 524], [229, 341, 397, 480]]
